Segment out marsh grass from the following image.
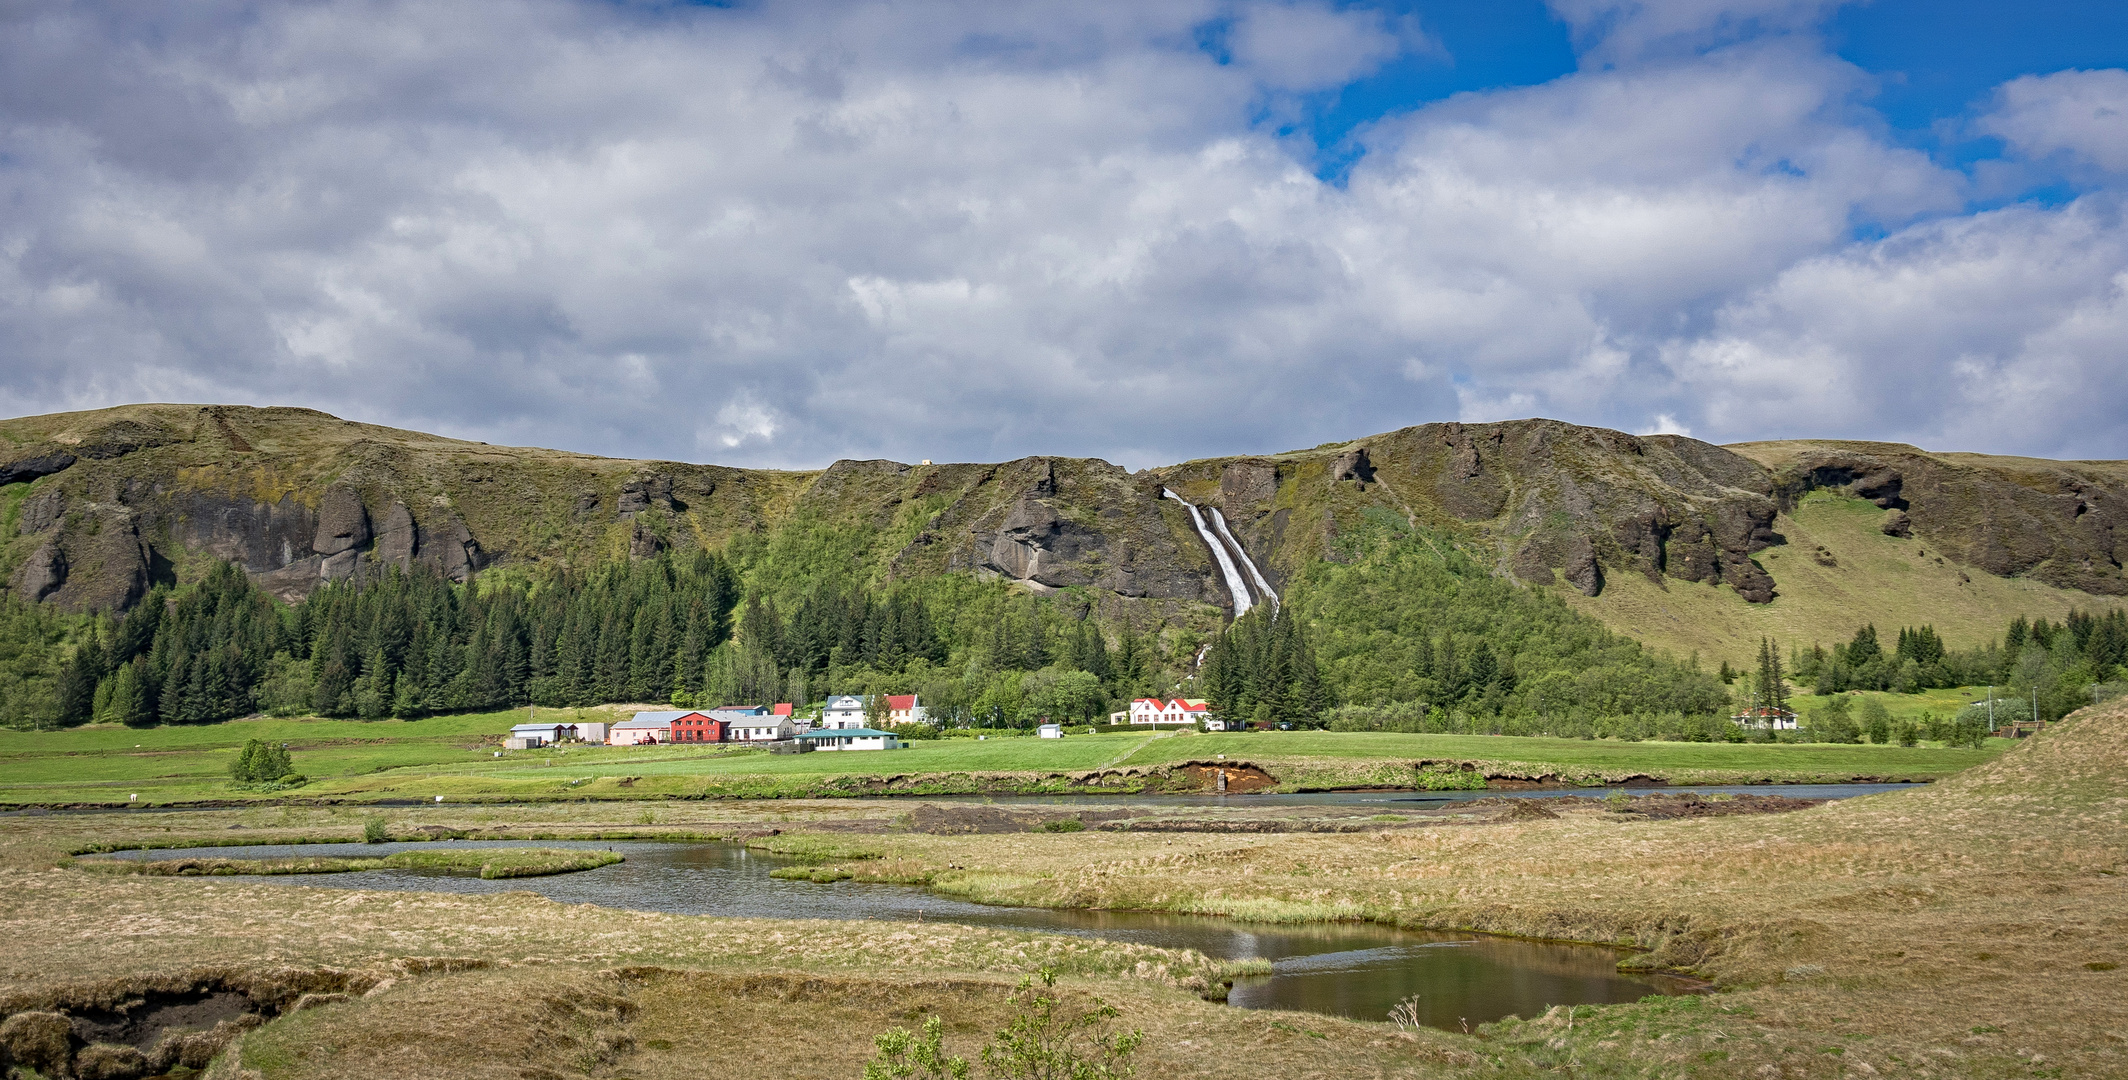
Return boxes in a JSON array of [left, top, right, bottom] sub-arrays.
[[6, 701, 2125, 1077], [77, 847, 623, 879]]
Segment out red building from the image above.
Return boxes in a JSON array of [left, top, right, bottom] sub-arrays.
[[670, 712, 729, 744]]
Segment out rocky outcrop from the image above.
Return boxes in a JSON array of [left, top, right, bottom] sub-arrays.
[[17, 487, 63, 535], [312, 485, 372, 581], [3, 404, 2124, 623], [1352, 421, 1783, 602], [1755, 442, 2128, 596], [1327, 446, 1373, 485], [1221, 461, 1279, 507], [0, 450, 76, 487], [618, 474, 674, 517], [376, 502, 418, 567], [934, 457, 1217, 605], [11, 539, 65, 601]]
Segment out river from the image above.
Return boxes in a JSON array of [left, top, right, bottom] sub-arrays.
[[103, 838, 1697, 1028]]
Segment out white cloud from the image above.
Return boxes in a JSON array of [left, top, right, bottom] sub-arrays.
[[1225, 1, 1433, 92], [0, 0, 2122, 468], [1980, 68, 2128, 174]]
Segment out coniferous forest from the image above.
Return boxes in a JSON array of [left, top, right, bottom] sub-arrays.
[[1, 509, 2122, 733]]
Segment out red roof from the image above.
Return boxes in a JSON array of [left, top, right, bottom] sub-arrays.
[[886, 694, 918, 711], [772, 703, 793, 716]]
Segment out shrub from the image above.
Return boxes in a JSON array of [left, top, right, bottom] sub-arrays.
[[887, 722, 940, 741], [362, 817, 388, 844], [229, 739, 295, 783]]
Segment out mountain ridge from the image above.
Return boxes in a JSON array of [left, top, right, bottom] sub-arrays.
[[4, 403, 2122, 661]]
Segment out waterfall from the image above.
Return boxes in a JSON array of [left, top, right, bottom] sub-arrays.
[[1208, 506, 1278, 614], [1163, 488, 1277, 617]]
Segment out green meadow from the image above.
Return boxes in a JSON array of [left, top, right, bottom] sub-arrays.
[[0, 704, 2006, 805]]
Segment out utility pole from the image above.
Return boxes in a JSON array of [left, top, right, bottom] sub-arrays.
[[1987, 686, 1995, 733]]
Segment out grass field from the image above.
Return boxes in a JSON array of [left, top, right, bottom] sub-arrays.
[[0, 699, 2118, 1078], [0, 707, 2007, 805]]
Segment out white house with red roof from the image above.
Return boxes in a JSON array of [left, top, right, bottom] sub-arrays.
[[1128, 698, 1212, 725]]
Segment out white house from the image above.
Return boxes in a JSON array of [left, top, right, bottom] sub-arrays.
[[1128, 698, 1212, 725], [821, 695, 869, 729], [719, 711, 797, 742], [575, 722, 609, 744], [1037, 723, 1064, 739], [508, 723, 572, 747], [1730, 707, 1799, 731], [609, 711, 685, 745], [797, 727, 903, 751], [884, 694, 928, 725]]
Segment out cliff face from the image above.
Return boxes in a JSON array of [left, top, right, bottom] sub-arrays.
[[3, 405, 2124, 634]]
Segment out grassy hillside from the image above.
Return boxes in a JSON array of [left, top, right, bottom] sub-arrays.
[[1565, 489, 2120, 664]]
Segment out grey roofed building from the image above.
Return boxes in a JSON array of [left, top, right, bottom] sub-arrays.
[[618, 711, 696, 728]]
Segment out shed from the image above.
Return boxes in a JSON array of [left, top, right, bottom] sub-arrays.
[[508, 723, 572, 747], [1037, 724, 1064, 739]]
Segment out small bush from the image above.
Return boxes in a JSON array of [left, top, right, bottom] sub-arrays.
[[1036, 818, 1086, 833], [361, 818, 388, 844], [229, 739, 295, 783]]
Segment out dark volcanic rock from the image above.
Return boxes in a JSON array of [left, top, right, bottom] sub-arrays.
[[376, 502, 418, 567], [1221, 461, 1279, 507], [18, 487, 64, 534], [630, 519, 664, 558], [1328, 446, 1374, 485], [311, 486, 371, 556], [617, 474, 673, 517], [0, 450, 76, 486], [12, 539, 66, 601], [419, 512, 484, 581]]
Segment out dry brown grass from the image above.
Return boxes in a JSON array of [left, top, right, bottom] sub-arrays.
[[4, 701, 2124, 1078], [221, 967, 1481, 1080]]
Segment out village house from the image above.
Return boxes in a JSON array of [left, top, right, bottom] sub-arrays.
[[885, 694, 928, 725], [669, 712, 729, 744], [1730, 706, 1799, 731], [609, 711, 686, 745], [796, 726, 902, 751], [821, 695, 868, 729], [1128, 698, 1212, 725], [507, 722, 574, 747], [575, 722, 609, 744], [718, 710, 797, 742]]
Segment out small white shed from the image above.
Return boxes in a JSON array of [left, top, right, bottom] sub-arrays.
[[1037, 724, 1064, 739]]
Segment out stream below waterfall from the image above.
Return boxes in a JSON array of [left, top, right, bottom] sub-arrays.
[[105, 839, 1696, 1028]]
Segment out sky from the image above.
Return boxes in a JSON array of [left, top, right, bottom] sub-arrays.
[[1, 0, 2125, 470]]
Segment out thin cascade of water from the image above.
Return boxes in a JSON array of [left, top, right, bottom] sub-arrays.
[[1207, 506, 1277, 613], [1163, 487, 1255, 617]]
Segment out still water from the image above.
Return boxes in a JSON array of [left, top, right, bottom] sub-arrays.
[[109, 839, 1694, 1027]]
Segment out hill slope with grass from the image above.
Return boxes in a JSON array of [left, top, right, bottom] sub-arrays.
[[3, 404, 2124, 669]]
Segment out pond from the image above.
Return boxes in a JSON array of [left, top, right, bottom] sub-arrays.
[[104, 839, 1696, 1028]]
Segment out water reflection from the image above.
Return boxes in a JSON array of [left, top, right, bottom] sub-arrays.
[[107, 840, 1693, 1027]]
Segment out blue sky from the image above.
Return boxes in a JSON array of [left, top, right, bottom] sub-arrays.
[[2, 0, 2126, 466], [1280, 1, 2128, 188]]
